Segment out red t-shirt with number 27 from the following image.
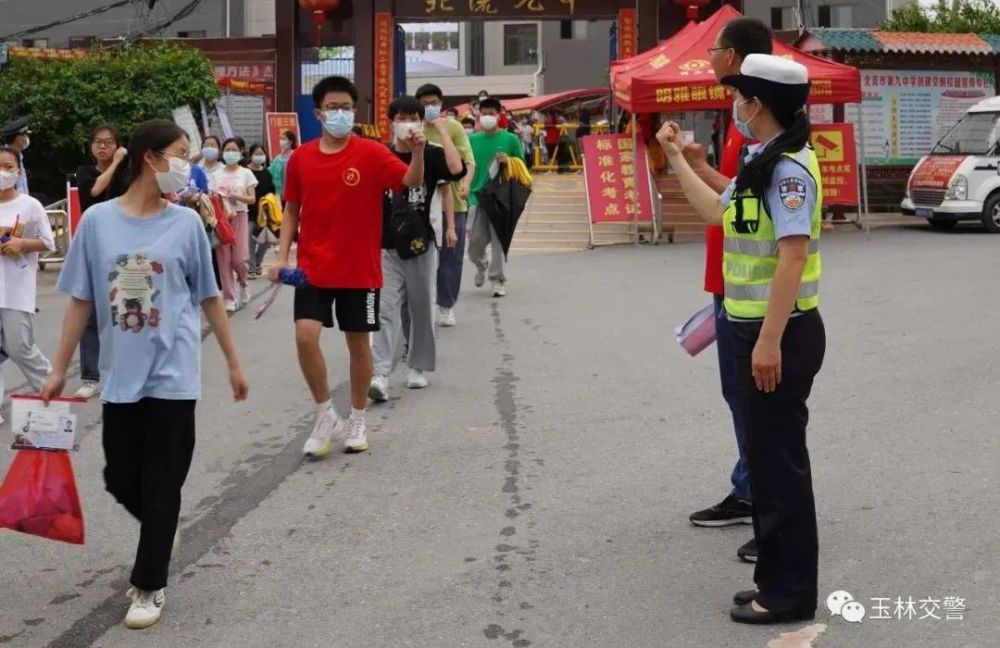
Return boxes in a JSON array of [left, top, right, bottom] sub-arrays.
[[704, 121, 746, 295], [284, 136, 408, 289]]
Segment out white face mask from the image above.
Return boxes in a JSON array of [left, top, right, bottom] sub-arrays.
[[480, 115, 498, 131], [393, 122, 417, 143], [251, 154, 267, 166], [0, 170, 18, 191], [19, 136, 30, 151], [149, 156, 191, 194], [279, 139, 291, 151]]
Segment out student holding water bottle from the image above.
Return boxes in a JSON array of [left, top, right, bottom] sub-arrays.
[[0, 145, 55, 415]]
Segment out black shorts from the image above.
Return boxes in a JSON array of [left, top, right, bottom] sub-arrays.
[[293, 285, 380, 332]]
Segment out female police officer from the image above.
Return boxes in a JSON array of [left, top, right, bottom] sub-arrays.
[[657, 54, 825, 624]]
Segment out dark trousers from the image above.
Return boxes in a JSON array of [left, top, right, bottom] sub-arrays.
[[78, 310, 100, 382], [731, 309, 825, 614], [714, 295, 751, 501], [436, 212, 467, 309], [102, 398, 196, 591]]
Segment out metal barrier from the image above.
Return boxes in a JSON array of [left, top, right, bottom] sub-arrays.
[[40, 198, 69, 269], [530, 123, 610, 172]]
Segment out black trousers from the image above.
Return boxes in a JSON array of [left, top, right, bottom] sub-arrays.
[[102, 398, 196, 591], [731, 309, 825, 614]]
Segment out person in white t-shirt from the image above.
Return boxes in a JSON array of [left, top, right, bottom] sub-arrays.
[[210, 137, 258, 311], [0, 145, 56, 412]]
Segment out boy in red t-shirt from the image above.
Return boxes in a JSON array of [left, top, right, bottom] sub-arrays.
[[269, 76, 426, 458]]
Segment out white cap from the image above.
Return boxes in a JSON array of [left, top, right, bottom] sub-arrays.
[[721, 54, 811, 105]]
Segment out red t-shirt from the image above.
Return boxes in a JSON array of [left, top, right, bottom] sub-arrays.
[[284, 136, 408, 289], [704, 121, 746, 295]]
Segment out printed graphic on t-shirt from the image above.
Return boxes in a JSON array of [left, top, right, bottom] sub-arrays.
[[108, 252, 164, 333], [343, 167, 361, 186]]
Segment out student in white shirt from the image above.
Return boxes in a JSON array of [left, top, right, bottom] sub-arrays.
[[0, 145, 56, 413], [210, 137, 258, 311]]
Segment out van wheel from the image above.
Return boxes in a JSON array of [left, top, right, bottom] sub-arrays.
[[983, 194, 1000, 233], [927, 217, 956, 231]]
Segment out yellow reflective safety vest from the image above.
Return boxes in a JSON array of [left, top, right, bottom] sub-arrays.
[[722, 146, 822, 319]]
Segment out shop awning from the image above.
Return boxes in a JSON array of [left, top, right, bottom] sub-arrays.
[[453, 87, 608, 117]]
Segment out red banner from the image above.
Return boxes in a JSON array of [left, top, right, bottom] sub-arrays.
[[374, 12, 394, 143], [582, 134, 654, 224], [908, 155, 965, 190], [810, 123, 859, 207], [67, 185, 82, 239], [617, 9, 637, 60], [265, 113, 301, 159]]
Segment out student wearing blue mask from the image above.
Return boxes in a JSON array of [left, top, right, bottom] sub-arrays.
[[41, 119, 248, 630], [211, 137, 257, 311], [658, 54, 825, 626], [415, 83, 475, 327], [269, 76, 425, 459]]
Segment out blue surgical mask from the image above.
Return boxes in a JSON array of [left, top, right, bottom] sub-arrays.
[[733, 99, 756, 139], [223, 151, 242, 166], [202, 146, 219, 162], [424, 104, 441, 121], [324, 109, 355, 139]]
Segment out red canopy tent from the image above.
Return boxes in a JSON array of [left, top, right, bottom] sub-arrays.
[[452, 88, 608, 118], [612, 5, 861, 113], [609, 4, 869, 224]]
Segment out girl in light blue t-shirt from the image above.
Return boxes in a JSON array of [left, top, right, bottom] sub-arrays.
[[41, 119, 249, 631]]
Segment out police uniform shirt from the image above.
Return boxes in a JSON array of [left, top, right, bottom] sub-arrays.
[[719, 141, 816, 241]]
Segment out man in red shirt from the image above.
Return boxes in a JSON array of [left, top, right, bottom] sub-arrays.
[[682, 19, 773, 565], [270, 76, 426, 458]]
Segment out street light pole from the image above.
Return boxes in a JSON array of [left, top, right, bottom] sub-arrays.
[[225, 0, 231, 38]]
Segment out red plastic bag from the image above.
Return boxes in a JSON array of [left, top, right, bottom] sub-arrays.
[[210, 194, 237, 246], [0, 450, 85, 544]]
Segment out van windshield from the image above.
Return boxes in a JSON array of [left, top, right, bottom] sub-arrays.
[[932, 112, 1000, 155]]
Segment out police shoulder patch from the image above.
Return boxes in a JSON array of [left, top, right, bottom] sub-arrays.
[[777, 176, 807, 211]]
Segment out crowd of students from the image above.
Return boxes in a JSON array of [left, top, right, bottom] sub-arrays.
[[0, 75, 529, 629]]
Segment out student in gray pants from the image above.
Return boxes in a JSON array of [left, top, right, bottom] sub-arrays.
[[369, 95, 466, 402]]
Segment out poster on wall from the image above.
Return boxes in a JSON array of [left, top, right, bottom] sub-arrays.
[[811, 70, 995, 165]]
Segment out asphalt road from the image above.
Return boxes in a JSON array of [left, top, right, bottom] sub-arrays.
[[1, 224, 997, 648]]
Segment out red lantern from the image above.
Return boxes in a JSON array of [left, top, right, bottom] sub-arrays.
[[674, 0, 710, 21], [299, 0, 341, 46]]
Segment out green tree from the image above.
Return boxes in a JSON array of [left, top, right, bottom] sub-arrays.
[[0, 42, 219, 201], [882, 0, 1000, 33]]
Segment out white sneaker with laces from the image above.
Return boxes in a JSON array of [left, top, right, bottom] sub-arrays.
[[344, 417, 369, 452], [492, 283, 507, 298], [302, 408, 344, 459], [125, 587, 165, 629], [474, 266, 486, 288], [438, 307, 456, 327], [74, 381, 101, 400], [406, 368, 429, 389], [238, 285, 250, 308], [369, 375, 389, 403], [224, 300, 237, 313]]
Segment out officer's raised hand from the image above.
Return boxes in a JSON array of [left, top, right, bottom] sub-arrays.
[[656, 122, 685, 158]]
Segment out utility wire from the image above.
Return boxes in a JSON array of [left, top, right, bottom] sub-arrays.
[[0, 0, 133, 40]]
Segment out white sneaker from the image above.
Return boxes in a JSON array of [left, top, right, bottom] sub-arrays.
[[125, 587, 165, 629], [474, 266, 486, 288], [406, 368, 429, 389], [238, 285, 250, 308], [492, 283, 507, 298], [224, 299, 237, 313], [438, 307, 456, 327], [345, 417, 369, 453], [302, 408, 344, 459], [74, 381, 101, 400], [368, 375, 389, 403]]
